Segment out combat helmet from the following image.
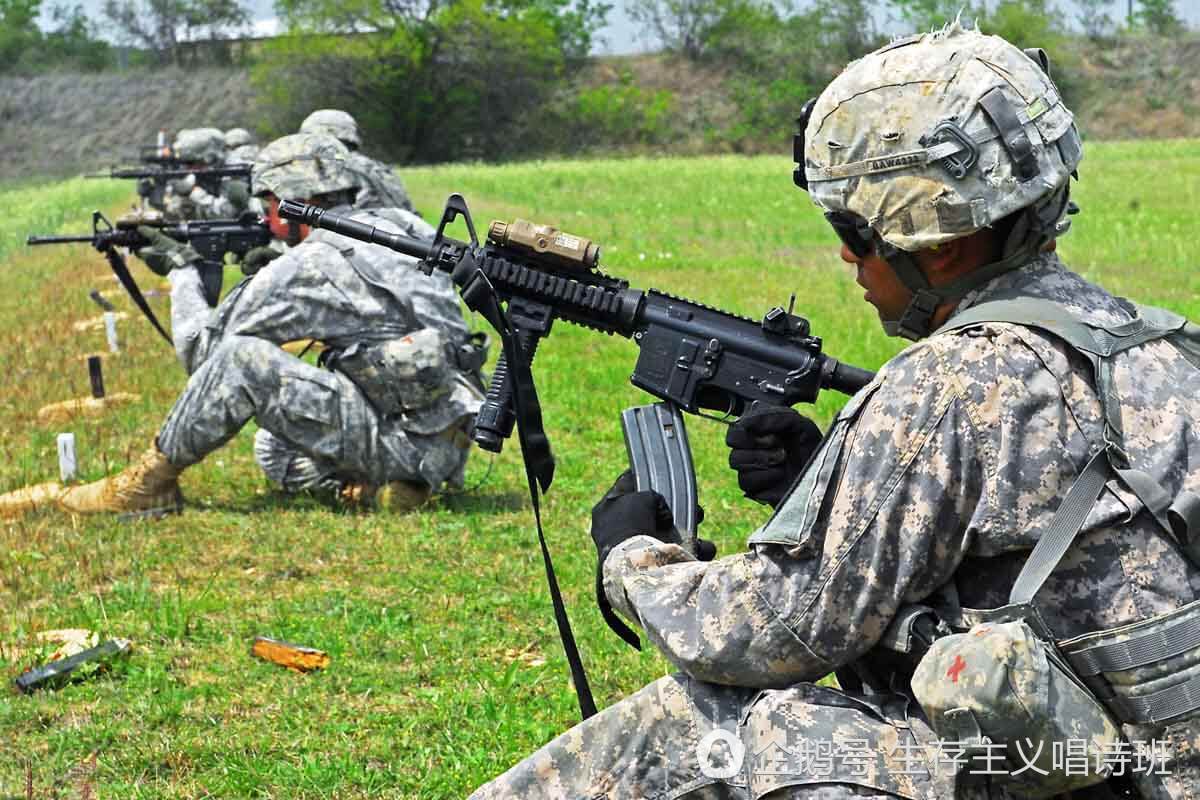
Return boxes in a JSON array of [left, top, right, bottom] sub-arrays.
[[796, 21, 1082, 340], [172, 127, 228, 166], [251, 132, 360, 200], [223, 127, 255, 149], [300, 109, 361, 150]]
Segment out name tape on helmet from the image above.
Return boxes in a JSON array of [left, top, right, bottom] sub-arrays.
[[805, 88, 1062, 184]]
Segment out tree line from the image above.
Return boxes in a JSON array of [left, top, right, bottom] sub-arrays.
[[1, 0, 1193, 161]]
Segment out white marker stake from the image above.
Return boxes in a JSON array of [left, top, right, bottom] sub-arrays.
[[57, 433, 78, 482], [104, 311, 119, 353]]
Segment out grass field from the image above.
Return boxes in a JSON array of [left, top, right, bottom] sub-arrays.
[[1, 140, 1198, 798]]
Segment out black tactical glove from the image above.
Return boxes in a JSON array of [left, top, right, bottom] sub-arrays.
[[134, 226, 202, 276], [241, 245, 282, 276], [591, 470, 716, 649], [136, 178, 156, 199], [726, 405, 823, 508], [591, 470, 679, 562], [224, 179, 250, 212]]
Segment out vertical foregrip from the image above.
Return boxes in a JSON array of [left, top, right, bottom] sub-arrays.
[[472, 329, 541, 453]]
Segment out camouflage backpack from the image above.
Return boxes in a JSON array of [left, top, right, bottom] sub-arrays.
[[912, 296, 1200, 797]]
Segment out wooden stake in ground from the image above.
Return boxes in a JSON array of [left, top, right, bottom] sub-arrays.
[[87, 355, 105, 399]]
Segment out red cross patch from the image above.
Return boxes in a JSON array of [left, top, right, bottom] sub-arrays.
[[946, 654, 967, 683]]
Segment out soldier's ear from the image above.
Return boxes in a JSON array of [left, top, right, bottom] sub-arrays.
[[915, 237, 965, 279], [916, 228, 994, 283]]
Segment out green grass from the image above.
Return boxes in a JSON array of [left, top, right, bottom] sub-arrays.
[[0, 178, 133, 265], [1, 141, 1198, 797]]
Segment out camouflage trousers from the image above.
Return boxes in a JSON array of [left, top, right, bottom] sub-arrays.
[[471, 675, 965, 800], [156, 256, 466, 489]]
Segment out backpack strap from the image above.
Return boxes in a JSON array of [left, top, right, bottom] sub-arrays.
[[938, 297, 1200, 726], [939, 297, 1192, 603]]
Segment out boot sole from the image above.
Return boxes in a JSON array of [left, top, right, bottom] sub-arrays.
[[116, 502, 183, 522]]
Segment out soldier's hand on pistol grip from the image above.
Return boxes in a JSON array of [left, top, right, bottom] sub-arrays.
[[134, 226, 203, 277], [241, 246, 282, 276], [726, 406, 823, 508], [136, 178, 156, 198]]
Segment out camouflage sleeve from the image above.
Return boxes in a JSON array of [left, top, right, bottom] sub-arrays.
[[348, 154, 414, 212], [168, 267, 218, 373], [188, 186, 235, 220], [602, 338, 994, 688]]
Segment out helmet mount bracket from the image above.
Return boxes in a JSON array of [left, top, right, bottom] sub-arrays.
[[921, 119, 979, 180]]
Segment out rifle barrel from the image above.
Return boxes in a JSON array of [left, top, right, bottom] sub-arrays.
[[278, 201, 433, 261], [98, 164, 252, 181], [26, 234, 95, 245]]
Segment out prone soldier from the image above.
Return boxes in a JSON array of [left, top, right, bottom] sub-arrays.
[[161, 127, 253, 220], [223, 127, 260, 164]]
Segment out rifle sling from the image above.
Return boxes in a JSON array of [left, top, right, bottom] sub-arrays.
[[103, 245, 173, 346], [467, 264, 599, 720]]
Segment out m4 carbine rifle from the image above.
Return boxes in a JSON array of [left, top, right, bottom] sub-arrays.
[[88, 163, 252, 212], [281, 195, 873, 521], [88, 163, 252, 183], [28, 210, 271, 344], [280, 195, 875, 717]]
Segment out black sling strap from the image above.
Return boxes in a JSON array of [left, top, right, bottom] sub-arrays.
[[102, 245, 173, 346]]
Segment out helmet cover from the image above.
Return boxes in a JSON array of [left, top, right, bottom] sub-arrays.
[[300, 109, 361, 149], [172, 127, 228, 166], [251, 133, 360, 200], [802, 22, 1082, 252], [223, 127, 254, 149]]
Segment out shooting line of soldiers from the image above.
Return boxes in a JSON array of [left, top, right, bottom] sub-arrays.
[[4, 21, 1200, 800]]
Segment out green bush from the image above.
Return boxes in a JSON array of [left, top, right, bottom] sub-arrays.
[[703, 0, 885, 151], [254, 0, 607, 163], [572, 73, 675, 145]]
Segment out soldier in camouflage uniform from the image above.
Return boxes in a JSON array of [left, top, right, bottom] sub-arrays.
[[222, 127, 264, 218], [224, 127, 260, 163], [299, 108, 416, 212], [0, 132, 483, 517], [162, 127, 254, 220], [473, 23, 1200, 800]]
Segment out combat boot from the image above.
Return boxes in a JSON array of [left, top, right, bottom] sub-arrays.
[[339, 480, 432, 513], [56, 445, 184, 516], [0, 482, 67, 519]]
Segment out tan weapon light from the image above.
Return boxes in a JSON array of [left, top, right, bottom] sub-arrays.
[[488, 219, 600, 271]]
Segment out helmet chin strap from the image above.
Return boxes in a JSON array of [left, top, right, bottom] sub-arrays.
[[878, 184, 1073, 340], [286, 220, 303, 247], [879, 244, 1039, 340]]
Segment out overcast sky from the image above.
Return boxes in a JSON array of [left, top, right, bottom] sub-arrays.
[[57, 0, 1200, 55]]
